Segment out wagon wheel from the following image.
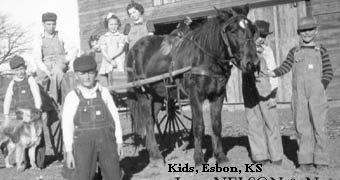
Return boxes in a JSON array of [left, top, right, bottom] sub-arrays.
[[156, 85, 191, 150], [40, 85, 64, 161]]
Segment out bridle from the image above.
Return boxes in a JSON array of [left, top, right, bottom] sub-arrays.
[[220, 15, 254, 68]]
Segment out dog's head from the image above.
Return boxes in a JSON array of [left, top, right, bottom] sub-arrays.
[[16, 108, 42, 123]]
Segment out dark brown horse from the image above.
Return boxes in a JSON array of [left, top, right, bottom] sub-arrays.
[[126, 5, 258, 166]]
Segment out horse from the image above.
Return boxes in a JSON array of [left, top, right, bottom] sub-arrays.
[[126, 4, 258, 166]]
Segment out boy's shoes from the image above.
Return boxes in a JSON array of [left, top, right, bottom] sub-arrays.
[[255, 160, 270, 166], [315, 164, 328, 172], [295, 164, 315, 173], [271, 159, 283, 166]]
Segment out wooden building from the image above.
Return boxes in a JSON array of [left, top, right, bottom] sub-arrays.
[[77, 0, 340, 104]]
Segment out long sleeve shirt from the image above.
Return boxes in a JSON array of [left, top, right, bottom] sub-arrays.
[[3, 76, 42, 115], [273, 46, 333, 87], [260, 45, 278, 90], [61, 83, 123, 152]]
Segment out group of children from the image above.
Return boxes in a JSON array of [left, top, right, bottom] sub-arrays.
[[248, 15, 333, 174], [88, 1, 155, 87], [1, 0, 334, 179]]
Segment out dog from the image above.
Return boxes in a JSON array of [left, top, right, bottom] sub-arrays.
[[0, 108, 43, 171]]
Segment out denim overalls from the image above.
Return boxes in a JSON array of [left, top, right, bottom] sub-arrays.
[[292, 46, 329, 165], [12, 77, 35, 110], [41, 32, 67, 103], [71, 88, 121, 180]]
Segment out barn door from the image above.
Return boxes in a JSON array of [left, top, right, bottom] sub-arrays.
[[226, 1, 307, 109]]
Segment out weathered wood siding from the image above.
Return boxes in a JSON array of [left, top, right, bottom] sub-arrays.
[[77, 0, 277, 52], [309, 0, 340, 100]]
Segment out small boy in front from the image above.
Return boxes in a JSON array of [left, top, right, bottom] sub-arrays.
[[62, 55, 123, 180], [267, 16, 333, 173]]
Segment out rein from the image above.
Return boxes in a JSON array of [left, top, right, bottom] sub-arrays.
[[180, 15, 249, 77]]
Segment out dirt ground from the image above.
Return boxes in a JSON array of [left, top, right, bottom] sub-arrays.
[[0, 105, 340, 180]]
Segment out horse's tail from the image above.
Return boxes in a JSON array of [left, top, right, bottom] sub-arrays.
[[126, 89, 147, 138]]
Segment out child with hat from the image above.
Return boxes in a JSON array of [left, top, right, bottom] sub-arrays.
[[267, 16, 333, 173], [61, 54, 123, 180], [3, 55, 45, 168], [242, 20, 283, 166]]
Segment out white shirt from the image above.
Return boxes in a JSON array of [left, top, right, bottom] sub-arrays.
[[3, 76, 42, 115], [260, 45, 278, 90], [61, 83, 123, 152]]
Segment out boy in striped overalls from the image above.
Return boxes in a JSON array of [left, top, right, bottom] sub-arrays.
[[268, 16, 333, 173], [62, 55, 123, 180]]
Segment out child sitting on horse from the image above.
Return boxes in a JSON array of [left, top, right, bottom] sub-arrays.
[[62, 54, 123, 180], [3, 55, 45, 168]]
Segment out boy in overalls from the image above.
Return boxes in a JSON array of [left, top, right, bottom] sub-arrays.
[[3, 55, 45, 168], [267, 16, 333, 173], [242, 20, 283, 166], [62, 55, 123, 180]]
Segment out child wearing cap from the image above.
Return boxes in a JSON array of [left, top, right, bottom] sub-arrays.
[[124, 1, 155, 49], [242, 20, 283, 166], [61, 54, 123, 180], [98, 13, 127, 86], [3, 55, 45, 168], [267, 16, 333, 173]]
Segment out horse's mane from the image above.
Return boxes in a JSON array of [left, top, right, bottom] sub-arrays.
[[177, 11, 233, 58]]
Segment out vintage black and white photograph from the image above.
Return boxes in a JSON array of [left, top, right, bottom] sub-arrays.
[[0, 0, 339, 179]]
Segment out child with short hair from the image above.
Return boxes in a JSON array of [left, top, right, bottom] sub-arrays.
[[125, 1, 155, 49], [3, 55, 45, 168], [267, 16, 333, 173], [62, 54, 123, 180]]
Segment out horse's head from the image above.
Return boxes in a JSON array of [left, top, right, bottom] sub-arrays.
[[217, 5, 259, 72]]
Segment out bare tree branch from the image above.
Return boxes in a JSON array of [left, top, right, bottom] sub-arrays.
[[0, 13, 31, 65]]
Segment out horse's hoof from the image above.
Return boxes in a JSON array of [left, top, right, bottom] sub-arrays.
[[17, 166, 25, 172], [150, 158, 165, 167], [215, 153, 229, 164]]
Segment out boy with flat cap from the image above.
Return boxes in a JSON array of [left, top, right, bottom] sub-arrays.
[[267, 16, 333, 173], [242, 20, 283, 167], [34, 12, 77, 105], [3, 55, 45, 168], [62, 55, 123, 180]]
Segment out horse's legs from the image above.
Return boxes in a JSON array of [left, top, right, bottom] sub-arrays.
[[139, 96, 163, 161], [189, 90, 205, 166], [210, 95, 228, 164]]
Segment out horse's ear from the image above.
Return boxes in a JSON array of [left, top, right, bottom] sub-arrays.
[[231, 4, 250, 16], [214, 6, 221, 16], [242, 4, 250, 16]]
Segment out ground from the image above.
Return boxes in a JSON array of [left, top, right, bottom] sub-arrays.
[[0, 105, 340, 180]]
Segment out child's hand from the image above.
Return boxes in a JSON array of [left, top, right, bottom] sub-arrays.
[[117, 143, 123, 157], [111, 60, 117, 69], [268, 98, 277, 108], [265, 71, 275, 77], [65, 151, 76, 169]]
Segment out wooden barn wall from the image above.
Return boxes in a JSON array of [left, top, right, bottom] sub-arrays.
[[77, 0, 274, 52], [309, 0, 340, 100], [226, 1, 307, 106]]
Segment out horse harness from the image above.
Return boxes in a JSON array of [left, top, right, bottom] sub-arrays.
[[126, 15, 252, 90], [185, 15, 251, 79]]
